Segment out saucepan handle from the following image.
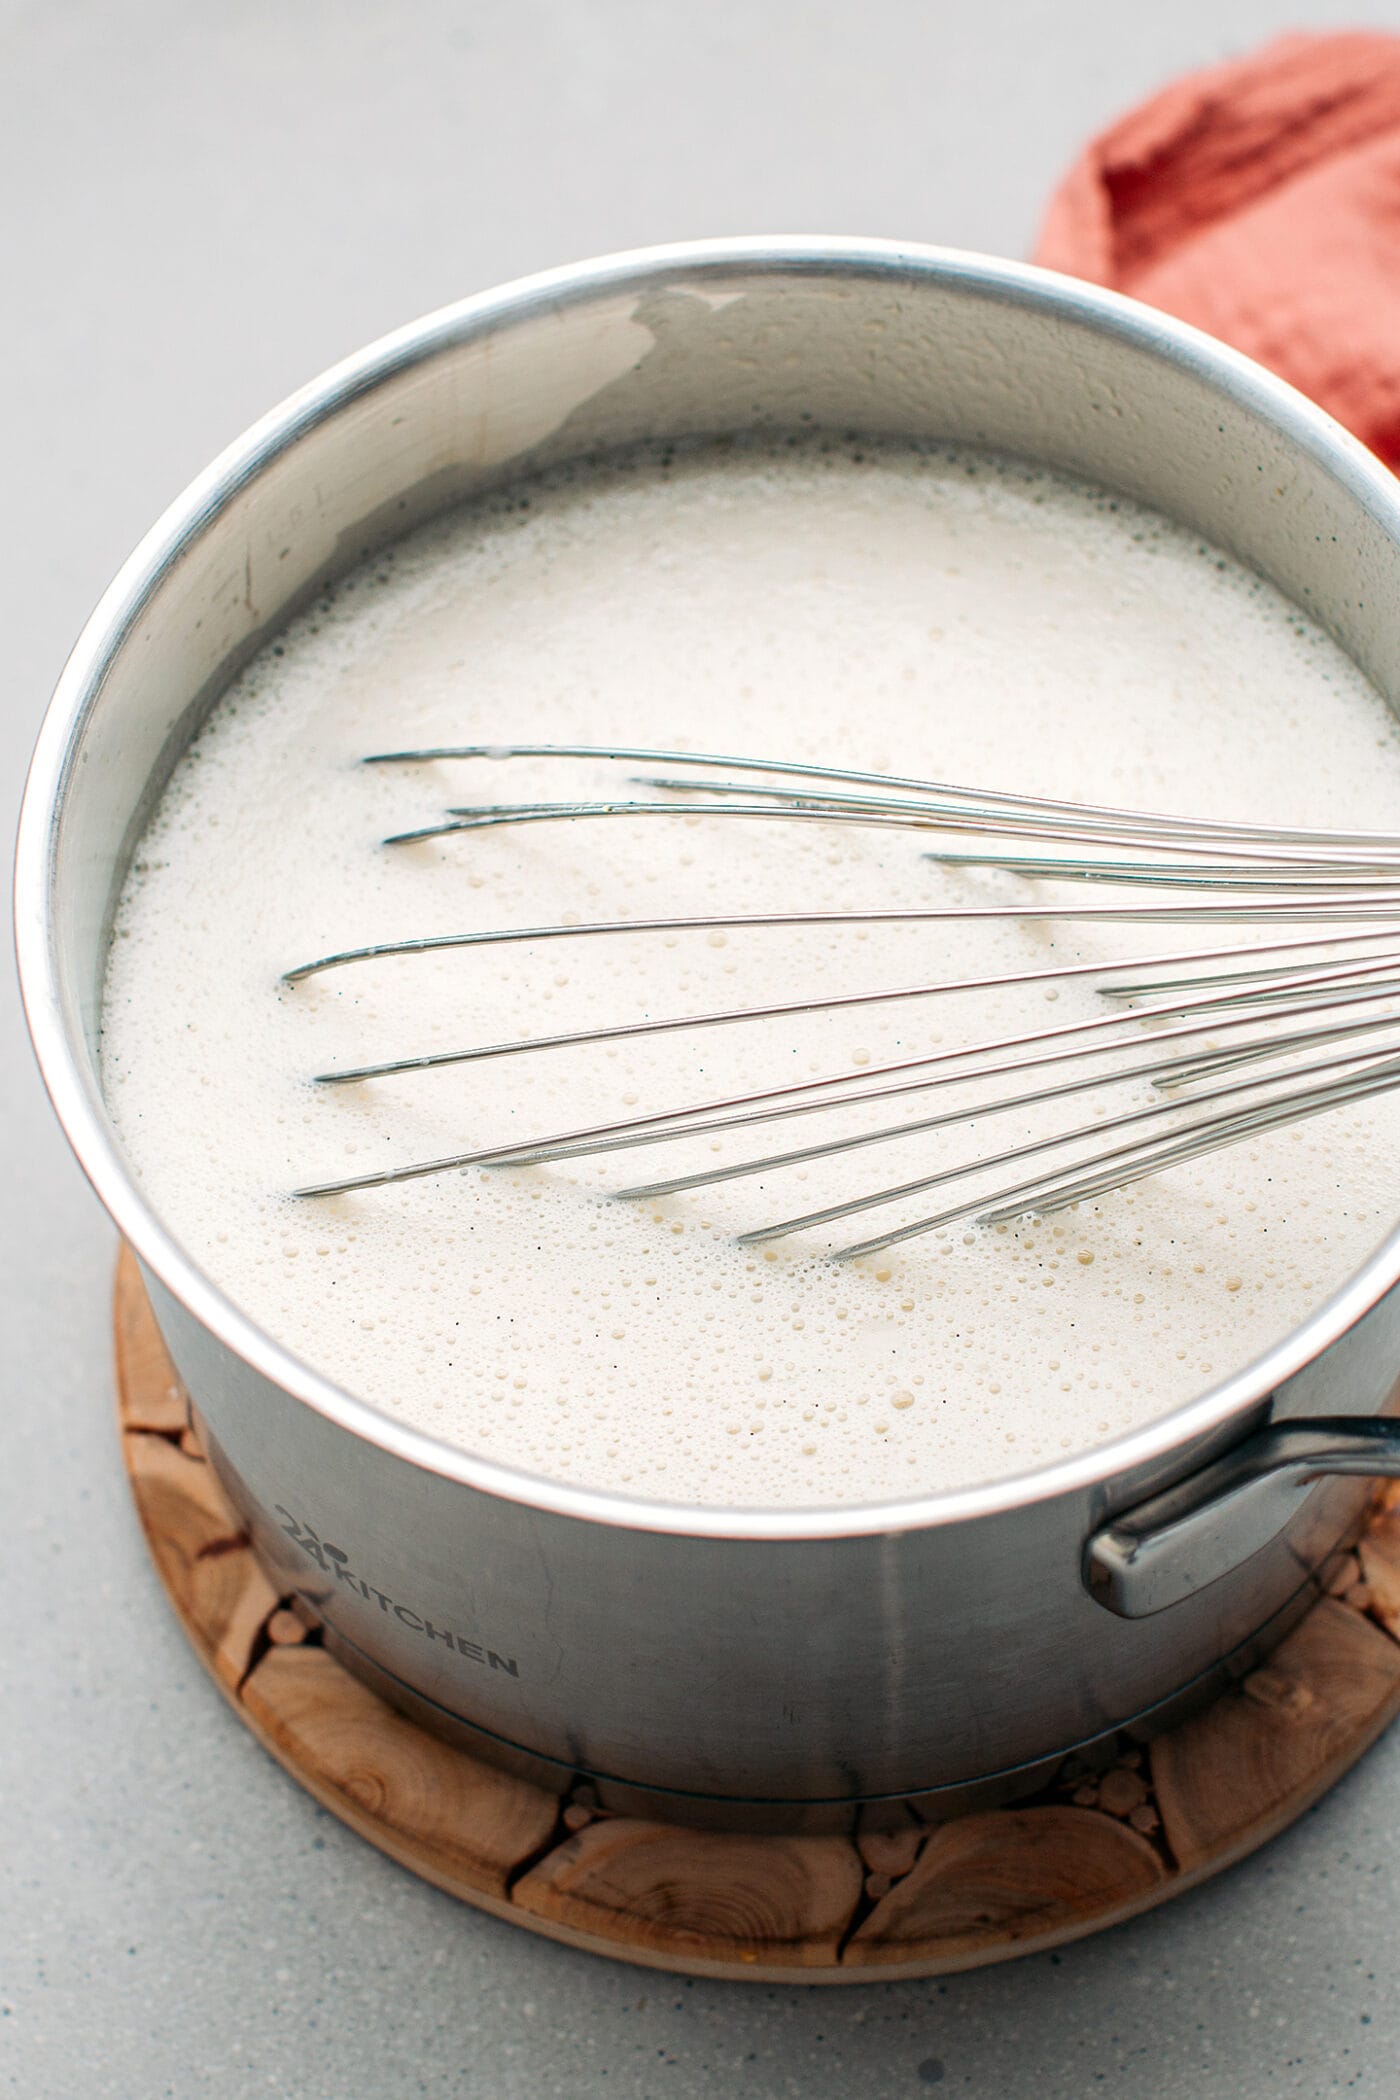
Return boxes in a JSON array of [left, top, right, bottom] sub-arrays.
[[1084, 1417, 1400, 1618]]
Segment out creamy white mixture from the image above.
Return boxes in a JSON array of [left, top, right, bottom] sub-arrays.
[[102, 442, 1400, 1506]]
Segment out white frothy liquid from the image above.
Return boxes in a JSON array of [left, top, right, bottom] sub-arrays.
[[102, 441, 1400, 1506]]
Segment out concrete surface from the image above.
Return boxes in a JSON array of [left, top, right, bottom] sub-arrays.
[[6, 3, 1400, 2093]]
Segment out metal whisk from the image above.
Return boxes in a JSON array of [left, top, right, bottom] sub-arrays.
[[284, 746, 1400, 1260]]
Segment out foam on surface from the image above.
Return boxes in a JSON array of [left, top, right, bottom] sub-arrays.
[[102, 440, 1400, 1506]]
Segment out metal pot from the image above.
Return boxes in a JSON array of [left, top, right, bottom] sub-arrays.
[[20, 238, 1400, 1830]]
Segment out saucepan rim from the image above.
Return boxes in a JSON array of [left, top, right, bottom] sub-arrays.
[[18, 233, 1400, 1543]]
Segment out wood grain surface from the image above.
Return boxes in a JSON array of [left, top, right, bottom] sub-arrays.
[[114, 1246, 1400, 1983]]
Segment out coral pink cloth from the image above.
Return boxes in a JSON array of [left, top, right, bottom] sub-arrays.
[[1034, 32, 1400, 468]]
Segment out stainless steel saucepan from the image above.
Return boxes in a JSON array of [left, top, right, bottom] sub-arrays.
[[19, 238, 1400, 1830]]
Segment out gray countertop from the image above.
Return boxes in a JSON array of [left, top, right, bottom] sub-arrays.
[[8, 4, 1400, 2093]]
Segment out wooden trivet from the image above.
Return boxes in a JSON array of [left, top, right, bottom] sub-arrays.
[[115, 1247, 1400, 1983]]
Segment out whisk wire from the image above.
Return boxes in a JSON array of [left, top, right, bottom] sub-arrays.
[[290, 744, 1400, 1244], [364, 742, 1400, 850], [835, 1053, 1400, 1262]]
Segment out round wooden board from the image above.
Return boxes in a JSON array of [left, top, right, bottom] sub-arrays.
[[115, 1247, 1400, 1983]]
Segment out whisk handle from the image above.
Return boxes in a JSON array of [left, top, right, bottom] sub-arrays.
[[1086, 1417, 1400, 1618]]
